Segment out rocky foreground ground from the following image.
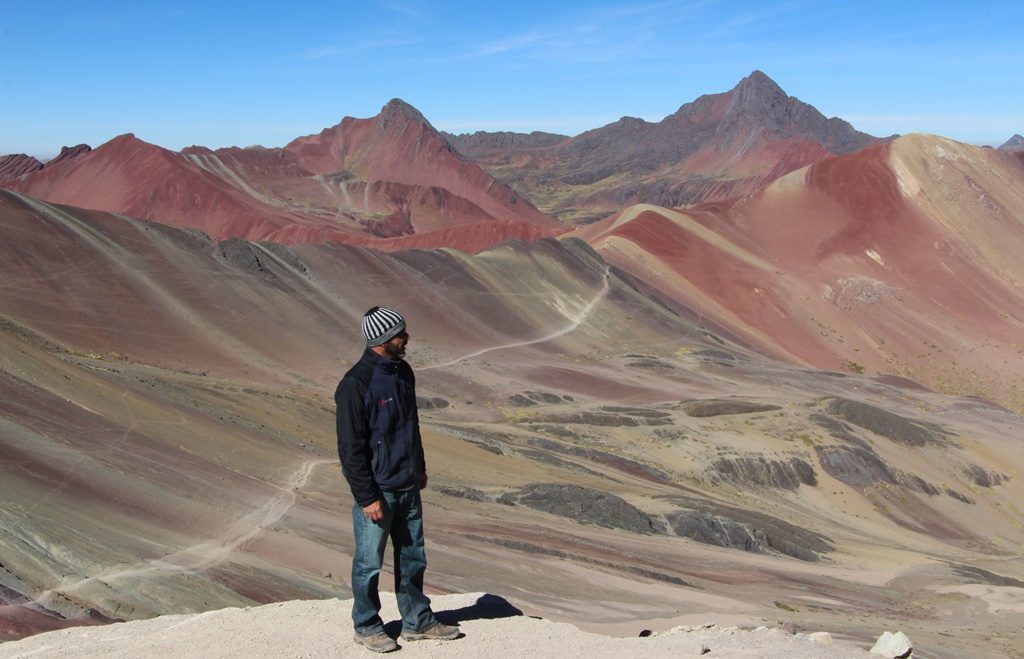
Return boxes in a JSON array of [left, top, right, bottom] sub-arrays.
[[0, 592, 885, 658]]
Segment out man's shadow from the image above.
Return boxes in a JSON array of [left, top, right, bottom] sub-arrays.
[[384, 593, 523, 637]]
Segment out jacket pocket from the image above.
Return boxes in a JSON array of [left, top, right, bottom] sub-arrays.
[[372, 436, 392, 482]]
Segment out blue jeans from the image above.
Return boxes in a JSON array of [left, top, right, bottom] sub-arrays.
[[351, 488, 438, 635]]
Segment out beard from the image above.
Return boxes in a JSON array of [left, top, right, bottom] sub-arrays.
[[383, 340, 406, 360]]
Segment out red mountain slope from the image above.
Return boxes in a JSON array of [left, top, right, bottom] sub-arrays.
[[1, 103, 557, 253], [284, 99, 554, 232], [573, 135, 1024, 411]]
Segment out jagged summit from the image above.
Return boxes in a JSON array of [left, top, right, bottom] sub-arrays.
[[998, 133, 1024, 151], [47, 144, 91, 166], [731, 69, 787, 101], [0, 153, 44, 183], [379, 98, 430, 125], [0, 144, 92, 184], [711, 71, 872, 155]]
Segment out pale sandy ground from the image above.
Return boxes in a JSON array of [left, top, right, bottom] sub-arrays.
[[0, 592, 873, 658]]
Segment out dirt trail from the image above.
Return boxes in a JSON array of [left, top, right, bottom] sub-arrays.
[[421, 269, 610, 371], [29, 459, 333, 606]]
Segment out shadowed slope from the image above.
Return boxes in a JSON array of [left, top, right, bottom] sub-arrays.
[[1, 190, 1022, 657], [573, 135, 1024, 412]]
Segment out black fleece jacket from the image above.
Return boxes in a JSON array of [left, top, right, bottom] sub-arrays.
[[335, 348, 425, 507]]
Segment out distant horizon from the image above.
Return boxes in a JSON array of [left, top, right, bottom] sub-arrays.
[[15, 91, 1024, 164], [3, 2, 1022, 159]]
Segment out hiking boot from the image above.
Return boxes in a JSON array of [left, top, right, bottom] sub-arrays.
[[401, 622, 461, 641], [353, 630, 399, 653]]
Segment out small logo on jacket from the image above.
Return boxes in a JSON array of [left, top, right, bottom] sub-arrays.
[[379, 396, 394, 406]]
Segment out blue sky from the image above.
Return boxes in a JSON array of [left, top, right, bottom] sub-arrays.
[[2, 1, 1022, 158]]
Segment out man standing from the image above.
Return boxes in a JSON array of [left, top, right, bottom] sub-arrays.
[[336, 306, 460, 653]]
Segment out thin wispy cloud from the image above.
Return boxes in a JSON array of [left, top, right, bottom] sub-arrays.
[[379, 1, 426, 19], [476, 32, 544, 56], [300, 37, 419, 60], [702, 1, 807, 39]]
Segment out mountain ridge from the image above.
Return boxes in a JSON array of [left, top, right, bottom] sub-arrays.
[[1, 104, 556, 253], [445, 71, 880, 222]]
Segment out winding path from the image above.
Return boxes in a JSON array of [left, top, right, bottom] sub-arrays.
[[420, 269, 610, 371], [30, 458, 334, 607]]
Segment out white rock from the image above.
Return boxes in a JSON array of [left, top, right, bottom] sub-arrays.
[[870, 630, 913, 657], [807, 631, 833, 644]]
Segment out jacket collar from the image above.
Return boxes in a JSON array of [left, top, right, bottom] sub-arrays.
[[361, 347, 403, 370]]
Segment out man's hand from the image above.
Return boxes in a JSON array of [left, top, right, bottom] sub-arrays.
[[418, 473, 428, 490], [362, 499, 384, 521]]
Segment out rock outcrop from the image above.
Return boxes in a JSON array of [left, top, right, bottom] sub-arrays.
[[822, 398, 951, 447], [0, 154, 43, 183], [498, 483, 665, 534], [666, 509, 827, 561], [709, 455, 817, 489], [680, 399, 782, 417]]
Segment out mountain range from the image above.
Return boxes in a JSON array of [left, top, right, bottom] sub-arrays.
[[445, 71, 879, 222], [1, 72, 1023, 656]]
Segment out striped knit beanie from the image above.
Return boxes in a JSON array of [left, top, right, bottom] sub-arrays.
[[361, 306, 406, 346]]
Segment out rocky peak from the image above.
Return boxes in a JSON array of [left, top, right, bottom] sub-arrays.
[[45, 144, 91, 168], [729, 70, 789, 111], [719, 70, 803, 134], [377, 98, 432, 132], [998, 134, 1024, 151], [715, 70, 875, 154], [0, 153, 44, 183]]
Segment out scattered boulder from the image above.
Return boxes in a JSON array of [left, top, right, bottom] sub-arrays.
[[508, 391, 563, 406], [814, 445, 895, 486], [869, 630, 913, 657], [680, 399, 781, 417], [822, 398, 950, 446], [892, 469, 940, 495], [963, 463, 1005, 487], [652, 427, 688, 441], [507, 394, 537, 407], [709, 455, 817, 489], [497, 483, 665, 534], [809, 413, 870, 449], [434, 485, 488, 501], [665, 510, 824, 561], [417, 396, 450, 410], [524, 390, 563, 404], [218, 239, 265, 274], [944, 488, 975, 504]]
